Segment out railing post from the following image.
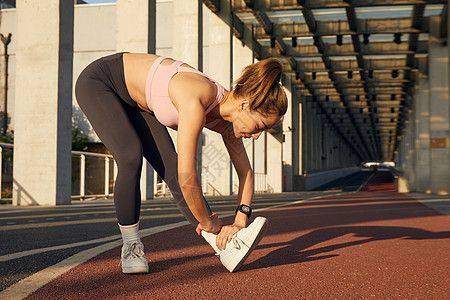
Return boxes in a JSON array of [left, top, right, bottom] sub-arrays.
[[113, 159, 118, 196], [0, 146, 2, 200], [80, 154, 85, 199], [104, 157, 109, 197], [162, 179, 166, 195], [153, 170, 157, 197]]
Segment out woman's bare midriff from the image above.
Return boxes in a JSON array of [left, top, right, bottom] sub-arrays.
[[122, 53, 208, 113]]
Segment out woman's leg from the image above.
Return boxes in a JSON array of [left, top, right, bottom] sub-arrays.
[[75, 63, 144, 226], [125, 109, 213, 227]]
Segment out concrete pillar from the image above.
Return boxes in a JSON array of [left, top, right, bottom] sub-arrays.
[[413, 77, 431, 192], [253, 131, 266, 192], [315, 108, 321, 170], [319, 116, 324, 171], [313, 107, 320, 171], [171, 0, 205, 192], [116, 0, 156, 199], [173, 0, 200, 67], [267, 130, 283, 193], [291, 90, 299, 176], [306, 101, 312, 173], [303, 100, 309, 173], [202, 1, 232, 195], [282, 76, 293, 191], [308, 103, 314, 172], [296, 98, 303, 176], [116, 0, 156, 53], [325, 126, 330, 170], [13, 1, 73, 206], [428, 16, 449, 195], [333, 132, 339, 169], [403, 117, 414, 192], [232, 28, 253, 194], [301, 99, 307, 174]]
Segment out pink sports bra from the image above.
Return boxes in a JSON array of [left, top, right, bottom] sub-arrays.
[[145, 56, 225, 130]]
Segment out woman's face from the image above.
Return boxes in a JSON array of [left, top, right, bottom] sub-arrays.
[[232, 102, 281, 139]]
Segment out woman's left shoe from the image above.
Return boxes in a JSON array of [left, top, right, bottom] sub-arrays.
[[120, 240, 149, 274], [217, 217, 269, 272]]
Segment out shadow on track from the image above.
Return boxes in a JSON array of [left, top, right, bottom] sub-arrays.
[[242, 225, 450, 271]]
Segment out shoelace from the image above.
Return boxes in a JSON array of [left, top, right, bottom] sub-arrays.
[[232, 237, 242, 250], [120, 242, 145, 265], [215, 236, 244, 258]]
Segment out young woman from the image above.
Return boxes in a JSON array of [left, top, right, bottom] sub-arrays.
[[75, 53, 287, 273]]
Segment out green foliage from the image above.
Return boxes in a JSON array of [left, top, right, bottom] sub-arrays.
[[0, 130, 13, 144], [72, 127, 89, 151], [0, 131, 13, 200]]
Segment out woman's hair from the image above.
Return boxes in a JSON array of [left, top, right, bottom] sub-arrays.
[[233, 58, 288, 116]]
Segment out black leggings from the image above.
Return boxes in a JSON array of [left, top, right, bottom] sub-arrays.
[[75, 53, 212, 226]]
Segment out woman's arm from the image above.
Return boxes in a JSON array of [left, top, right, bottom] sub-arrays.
[[177, 98, 222, 234], [210, 122, 254, 249]]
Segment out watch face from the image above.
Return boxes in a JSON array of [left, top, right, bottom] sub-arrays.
[[241, 205, 251, 214]]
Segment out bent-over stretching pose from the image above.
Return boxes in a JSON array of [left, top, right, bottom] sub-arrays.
[[75, 53, 287, 273]]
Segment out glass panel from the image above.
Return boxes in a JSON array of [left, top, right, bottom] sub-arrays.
[[356, 6, 413, 19], [329, 56, 357, 61], [418, 33, 429, 41], [266, 10, 304, 23], [312, 8, 347, 21], [235, 13, 260, 24], [424, 4, 445, 16], [364, 54, 407, 59]]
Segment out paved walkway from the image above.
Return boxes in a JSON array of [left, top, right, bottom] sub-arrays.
[[2, 172, 449, 299]]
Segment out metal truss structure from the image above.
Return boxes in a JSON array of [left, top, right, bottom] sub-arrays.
[[204, 0, 447, 161]]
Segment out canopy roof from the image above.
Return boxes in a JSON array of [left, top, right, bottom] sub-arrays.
[[205, 0, 447, 161]]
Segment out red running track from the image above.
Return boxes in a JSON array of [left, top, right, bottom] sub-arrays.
[[27, 172, 449, 299]]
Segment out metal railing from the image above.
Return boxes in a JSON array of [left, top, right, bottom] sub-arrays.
[[71, 150, 115, 200], [254, 172, 268, 193], [0, 142, 13, 202], [154, 180, 171, 197], [0, 143, 271, 201], [0, 143, 116, 202]]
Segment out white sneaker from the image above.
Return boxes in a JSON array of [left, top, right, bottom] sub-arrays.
[[120, 241, 149, 274], [217, 217, 269, 272]]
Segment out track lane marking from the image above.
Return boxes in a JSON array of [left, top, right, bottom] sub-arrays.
[[0, 192, 348, 299]]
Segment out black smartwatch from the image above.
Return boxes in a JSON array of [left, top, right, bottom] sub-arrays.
[[235, 204, 252, 218]]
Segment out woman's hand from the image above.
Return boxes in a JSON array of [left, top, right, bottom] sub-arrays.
[[195, 213, 222, 235], [215, 223, 246, 250]]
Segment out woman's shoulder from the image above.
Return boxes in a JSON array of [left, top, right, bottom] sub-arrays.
[[170, 70, 218, 111]]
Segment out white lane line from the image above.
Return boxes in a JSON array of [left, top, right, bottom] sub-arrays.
[[0, 213, 186, 231], [0, 192, 346, 263], [0, 235, 121, 263], [0, 221, 189, 300], [0, 209, 117, 221], [0, 192, 346, 300]]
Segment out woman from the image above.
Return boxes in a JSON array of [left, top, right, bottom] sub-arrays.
[[75, 53, 287, 273]]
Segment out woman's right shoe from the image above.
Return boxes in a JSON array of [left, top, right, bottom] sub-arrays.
[[120, 241, 149, 274]]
